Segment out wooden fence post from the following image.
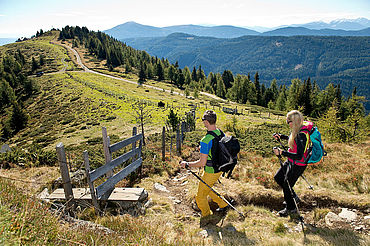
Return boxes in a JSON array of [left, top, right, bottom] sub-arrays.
[[181, 121, 186, 143], [102, 127, 113, 178], [132, 127, 141, 177], [132, 127, 137, 160], [170, 135, 173, 158], [176, 125, 181, 155], [56, 142, 75, 215], [162, 126, 166, 161]]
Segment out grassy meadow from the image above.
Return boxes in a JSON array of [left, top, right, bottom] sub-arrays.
[[0, 32, 369, 245]]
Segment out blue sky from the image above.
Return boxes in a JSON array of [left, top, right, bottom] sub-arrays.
[[0, 0, 369, 37]]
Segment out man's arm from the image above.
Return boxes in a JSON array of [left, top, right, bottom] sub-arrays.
[[180, 153, 208, 168]]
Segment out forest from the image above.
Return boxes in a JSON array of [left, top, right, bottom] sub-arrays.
[[123, 33, 370, 111]]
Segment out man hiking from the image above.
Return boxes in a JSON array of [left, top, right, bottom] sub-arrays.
[[180, 110, 229, 226], [273, 110, 311, 217]]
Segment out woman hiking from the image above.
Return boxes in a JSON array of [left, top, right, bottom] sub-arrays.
[[273, 110, 311, 217]]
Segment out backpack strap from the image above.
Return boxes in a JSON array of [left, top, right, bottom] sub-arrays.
[[206, 129, 224, 139], [296, 129, 311, 164]]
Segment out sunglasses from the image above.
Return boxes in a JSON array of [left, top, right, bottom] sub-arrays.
[[286, 120, 292, 124]]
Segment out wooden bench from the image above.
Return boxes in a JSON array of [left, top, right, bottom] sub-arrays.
[[48, 126, 146, 215]]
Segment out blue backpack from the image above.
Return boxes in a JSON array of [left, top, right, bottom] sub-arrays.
[[302, 126, 327, 164]]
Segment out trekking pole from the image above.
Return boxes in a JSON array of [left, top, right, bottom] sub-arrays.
[[274, 134, 314, 190], [273, 147, 305, 232], [301, 174, 314, 190], [185, 166, 245, 219]]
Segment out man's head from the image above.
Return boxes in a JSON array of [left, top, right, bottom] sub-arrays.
[[202, 110, 217, 125]]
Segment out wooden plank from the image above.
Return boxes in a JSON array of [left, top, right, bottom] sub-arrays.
[[56, 142, 75, 213], [109, 133, 142, 153], [48, 188, 144, 201], [95, 158, 142, 199], [89, 147, 141, 182], [83, 150, 100, 213], [106, 188, 144, 201]]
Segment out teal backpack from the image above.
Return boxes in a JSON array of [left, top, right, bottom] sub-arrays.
[[302, 126, 327, 164]]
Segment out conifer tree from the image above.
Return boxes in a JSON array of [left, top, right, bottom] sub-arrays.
[[191, 67, 197, 82], [222, 70, 234, 90], [168, 65, 177, 83], [197, 65, 206, 82], [216, 74, 226, 98], [31, 57, 38, 72], [254, 72, 261, 106], [138, 64, 147, 82], [156, 62, 164, 81], [184, 67, 192, 85], [177, 69, 185, 88]]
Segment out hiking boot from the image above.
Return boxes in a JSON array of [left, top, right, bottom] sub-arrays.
[[215, 205, 230, 215], [191, 200, 201, 212], [199, 215, 215, 227], [278, 208, 297, 217]]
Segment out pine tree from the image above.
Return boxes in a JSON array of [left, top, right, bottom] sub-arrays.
[[177, 69, 185, 88], [156, 62, 164, 81], [9, 102, 28, 134], [168, 65, 177, 83], [254, 72, 261, 106], [191, 67, 197, 82], [197, 65, 206, 82], [216, 74, 226, 98], [138, 64, 147, 82], [31, 57, 38, 72], [222, 70, 234, 90]]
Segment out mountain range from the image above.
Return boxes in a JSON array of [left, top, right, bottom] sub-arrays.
[[104, 19, 369, 111], [121, 33, 370, 111], [104, 18, 370, 39]]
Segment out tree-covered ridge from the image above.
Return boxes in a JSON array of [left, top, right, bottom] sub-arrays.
[[123, 34, 370, 111], [58, 26, 366, 121], [0, 50, 35, 139]]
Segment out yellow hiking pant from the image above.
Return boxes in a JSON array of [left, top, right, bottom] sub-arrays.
[[195, 171, 228, 217]]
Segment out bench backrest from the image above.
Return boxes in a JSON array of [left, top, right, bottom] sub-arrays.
[[84, 126, 143, 211]]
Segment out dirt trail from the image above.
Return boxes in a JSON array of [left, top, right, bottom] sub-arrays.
[[51, 41, 224, 101], [160, 169, 370, 235], [164, 170, 200, 217]]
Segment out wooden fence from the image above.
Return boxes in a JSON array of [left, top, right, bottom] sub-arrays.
[[51, 126, 144, 215]]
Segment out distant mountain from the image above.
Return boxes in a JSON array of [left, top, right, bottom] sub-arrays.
[[104, 22, 169, 39], [162, 25, 259, 38], [0, 38, 16, 46], [294, 18, 370, 30], [105, 18, 370, 40], [104, 21, 259, 39], [124, 33, 370, 111], [261, 27, 370, 36]]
